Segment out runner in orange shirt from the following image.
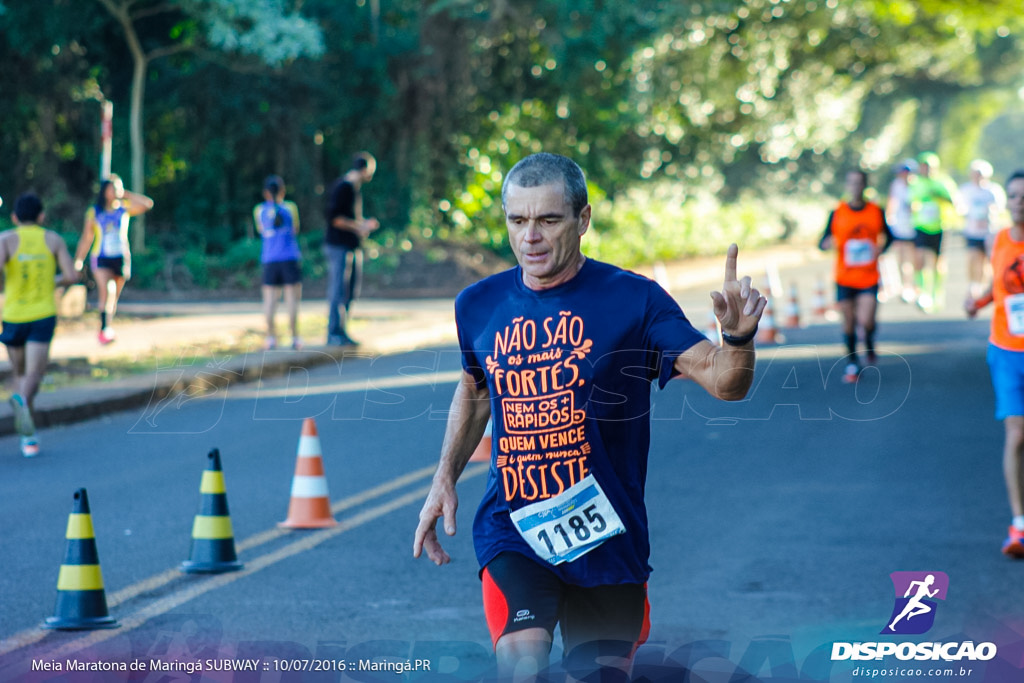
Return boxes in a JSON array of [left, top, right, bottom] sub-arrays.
[[965, 169, 1024, 558], [819, 169, 894, 383]]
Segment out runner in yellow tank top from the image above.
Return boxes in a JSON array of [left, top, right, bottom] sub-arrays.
[[5, 223, 57, 323], [0, 193, 79, 457]]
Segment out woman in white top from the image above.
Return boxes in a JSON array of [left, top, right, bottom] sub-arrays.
[[885, 159, 917, 302], [957, 159, 1006, 298]]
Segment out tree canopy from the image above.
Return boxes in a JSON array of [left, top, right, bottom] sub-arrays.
[[3, 0, 1024, 287]]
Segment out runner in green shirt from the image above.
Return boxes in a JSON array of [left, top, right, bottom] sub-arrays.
[[909, 151, 956, 311]]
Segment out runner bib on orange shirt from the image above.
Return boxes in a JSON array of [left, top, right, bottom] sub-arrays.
[[830, 201, 886, 289], [989, 228, 1024, 351]]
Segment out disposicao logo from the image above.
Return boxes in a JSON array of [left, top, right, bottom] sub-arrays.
[[881, 571, 948, 635], [831, 571, 998, 663]]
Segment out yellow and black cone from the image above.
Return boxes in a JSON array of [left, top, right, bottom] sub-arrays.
[[43, 488, 119, 630], [180, 448, 243, 574]]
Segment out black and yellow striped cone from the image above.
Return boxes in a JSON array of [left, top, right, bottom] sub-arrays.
[[180, 448, 243, 574], [43, 488, 119, 630]]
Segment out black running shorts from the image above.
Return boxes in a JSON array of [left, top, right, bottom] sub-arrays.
[[262, 259, 302, 286], [913, 229, 943, 255], [480, 552, 650, 665], [835, 284, 879, 302], [0, 316, 56, 346], [965, 236, 987, 253], [94, 255, 125, 277]]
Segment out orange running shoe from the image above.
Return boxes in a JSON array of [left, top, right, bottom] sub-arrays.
[[1002, 526, 1024, 559], [842, 362, 860, 384]]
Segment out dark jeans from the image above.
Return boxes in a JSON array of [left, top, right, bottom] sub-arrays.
[[324, 243, 362, 337]]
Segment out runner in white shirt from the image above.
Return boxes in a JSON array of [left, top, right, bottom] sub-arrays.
[[885, 159, 918, 302], [957, 159, 1005, 298]]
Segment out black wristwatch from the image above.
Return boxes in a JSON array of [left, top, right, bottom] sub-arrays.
[[721, 327, 757, 346]]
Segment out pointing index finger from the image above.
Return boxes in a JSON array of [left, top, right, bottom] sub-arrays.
[[724, 243, 739, 284]]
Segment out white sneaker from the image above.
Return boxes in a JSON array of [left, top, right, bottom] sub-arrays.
[[20, 435, 39, 458], [842, 363, 860, 384], [9, 394, 35, 436]]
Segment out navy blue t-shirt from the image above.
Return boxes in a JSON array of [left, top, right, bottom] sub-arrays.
[[456, 258, 706, 586], [324, 178, 360, 249]]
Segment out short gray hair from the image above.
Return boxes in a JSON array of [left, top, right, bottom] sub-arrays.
[[502, 153, 588, 217]]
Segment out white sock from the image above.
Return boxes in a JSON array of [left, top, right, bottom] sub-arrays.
[[1013, 516, 1024, 531]]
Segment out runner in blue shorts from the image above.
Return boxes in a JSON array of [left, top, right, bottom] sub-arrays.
[[966, 169, 1024, 558], [987, 346, 1024, 419], [413, 153, 767, 679]]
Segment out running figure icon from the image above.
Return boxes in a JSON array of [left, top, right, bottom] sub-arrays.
[[887, 574, 939, 632]]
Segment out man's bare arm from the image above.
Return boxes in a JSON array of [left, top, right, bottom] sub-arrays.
[[49, 233, 80, 286], [674, 244, 763, 400], [675, 339, 756, 401], [413, 371, 491, 565]]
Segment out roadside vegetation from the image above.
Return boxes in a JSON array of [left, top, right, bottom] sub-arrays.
[[2, 2, 1024, 295]]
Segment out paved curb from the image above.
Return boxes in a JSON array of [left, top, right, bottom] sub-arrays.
[[2, 319, 460, 439], [28, 347, 354, 431]]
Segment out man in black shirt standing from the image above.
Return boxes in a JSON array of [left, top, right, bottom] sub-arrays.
[[323, 152, 379, 345]]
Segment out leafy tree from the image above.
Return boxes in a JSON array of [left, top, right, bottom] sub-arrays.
[[6, 0, 1024, 287], [93, 0, 324, 249], [0, 1, 110, 229], [428, 0, 1024, 251]]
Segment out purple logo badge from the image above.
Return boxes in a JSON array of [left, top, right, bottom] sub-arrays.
[[881, 571, 949, 635]]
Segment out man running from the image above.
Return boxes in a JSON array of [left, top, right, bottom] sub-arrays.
[[1, 193, 79, 457], [885, 159, 917, 302], [957, 159, 1005, 299], [966, 169, 1024, 558], [413, 153, 766, 679], [819, 169, 893, 383], [909, 152, 955, 312]]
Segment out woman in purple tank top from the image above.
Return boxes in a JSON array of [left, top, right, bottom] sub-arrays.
[[73, 174, 153, 345], [253, 175, 303, 350]]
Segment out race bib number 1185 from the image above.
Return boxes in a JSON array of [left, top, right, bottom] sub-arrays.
[[509, 475, 625, 565]]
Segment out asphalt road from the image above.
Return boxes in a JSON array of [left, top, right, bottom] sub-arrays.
[[1, 247, 1023, 682]]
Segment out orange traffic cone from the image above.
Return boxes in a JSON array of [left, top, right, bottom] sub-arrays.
[[279, 418, 338, 529], [763, 263, 783, 300], [43, 488, 119, 630], [756, 295, 780, 345], [704, 309, 721, 345], [812, 279, 828, 318], [181, 449, 243, 573], [784, 283, 801, 329], [469, 420, 492, 462]]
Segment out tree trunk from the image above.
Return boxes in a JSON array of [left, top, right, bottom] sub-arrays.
[[100, 0, 150, 252], [130, 53, 148, 252]]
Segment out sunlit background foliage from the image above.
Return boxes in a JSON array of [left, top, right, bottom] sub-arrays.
[[2, 0, 1024, 288]]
